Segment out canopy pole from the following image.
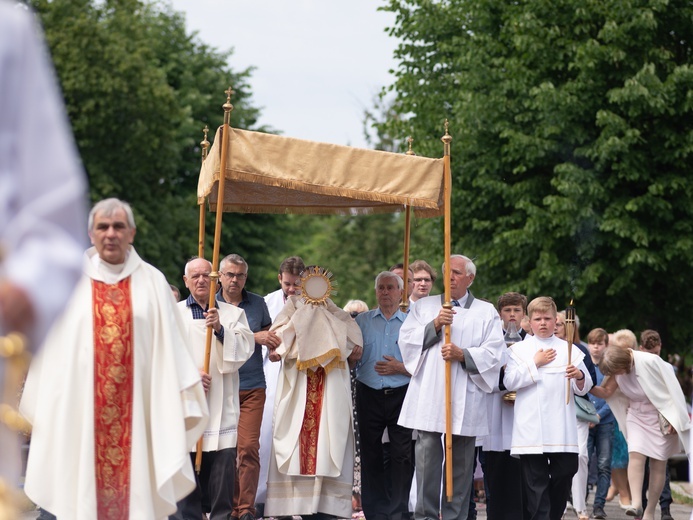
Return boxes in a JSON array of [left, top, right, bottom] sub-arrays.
[[195, 88, 234, 474], [198, 126, 210, 259], [441, 121, 454, 502], [400, 206, 411, 312], [400, 137, 416, 313]]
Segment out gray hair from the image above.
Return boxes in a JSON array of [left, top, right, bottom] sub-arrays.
[[184, 256, 212, 277], [374, 270, 403, 290], [442, 254, 477, 276], [343, 299, 369, 314], [441, 254, 476, 288], [220, 253, 248, 272], [88, 198, 136, 231]]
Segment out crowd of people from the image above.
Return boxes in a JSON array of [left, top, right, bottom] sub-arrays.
[[2, 3, 691, 520], [13, 228, 690, 520]]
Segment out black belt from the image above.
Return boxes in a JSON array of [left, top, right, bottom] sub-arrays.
[[357, 381, 407, 395]]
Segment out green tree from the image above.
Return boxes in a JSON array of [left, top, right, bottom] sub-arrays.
[[30, 0, 292, 290], [379, 0, 693, 348]]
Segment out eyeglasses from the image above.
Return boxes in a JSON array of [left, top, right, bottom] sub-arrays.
[[413, 277, 432, 283], [350, 311, 361, 318], [223, 272, 247, 280]]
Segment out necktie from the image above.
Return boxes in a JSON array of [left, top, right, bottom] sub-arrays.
[[452, 299, 460, 307]]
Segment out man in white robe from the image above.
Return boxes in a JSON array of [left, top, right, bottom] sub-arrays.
[[398, 255, 505, 520], [20, 198, 208, 520], [503, 296, 592, 520], [257, 255, 305, 513], [265, 291, 363, 519], [172, 257, 254, 520], [0, 1, 87, 491]]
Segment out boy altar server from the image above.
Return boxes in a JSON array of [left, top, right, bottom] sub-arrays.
[[503, 296, 593, 520]]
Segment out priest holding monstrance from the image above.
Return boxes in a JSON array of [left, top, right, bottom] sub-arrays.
[[265, 266, 363, 519]]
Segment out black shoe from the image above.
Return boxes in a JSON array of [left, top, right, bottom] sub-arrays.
[[592, 505, 607, 519], [661, 507, 674, 520]]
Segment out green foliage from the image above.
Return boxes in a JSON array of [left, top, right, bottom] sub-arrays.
[[31, 0, 291, 293], [379, 0, 693, 348]]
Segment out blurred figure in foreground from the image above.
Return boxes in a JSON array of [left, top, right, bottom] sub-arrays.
[[1, 0, 87, 503]]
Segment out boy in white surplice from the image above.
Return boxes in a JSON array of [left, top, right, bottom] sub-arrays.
[[503, 296, 593, 520]]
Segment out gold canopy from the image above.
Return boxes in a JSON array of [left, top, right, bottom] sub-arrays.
[[198, 127, 445, 217]]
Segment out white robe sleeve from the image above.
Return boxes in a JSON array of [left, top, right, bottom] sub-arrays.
[[215, 305, 255, 374], [462, 309, 505, 393], [398, 301, 432, 377]]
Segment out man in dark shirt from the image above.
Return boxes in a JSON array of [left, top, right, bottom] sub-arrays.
[[217, 254, 280, 520]]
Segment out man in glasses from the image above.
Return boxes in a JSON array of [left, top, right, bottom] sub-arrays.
[[217, 254, 278, 520], [409, 259, 437, 303]]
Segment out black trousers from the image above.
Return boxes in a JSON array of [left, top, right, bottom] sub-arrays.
[[485, 450, 523, 520], [356, 381, 413, 520], [170, 447, 237, 520], [520, 452, 578, 520]]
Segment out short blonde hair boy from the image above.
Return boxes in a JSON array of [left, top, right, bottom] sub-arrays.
[[527, 296, 557, 319]]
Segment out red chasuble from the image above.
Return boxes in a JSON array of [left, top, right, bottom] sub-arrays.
[[92, 279, 134, 520], [299, 366, 326, 475]]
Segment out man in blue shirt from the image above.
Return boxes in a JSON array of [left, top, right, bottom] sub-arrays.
[[355, 271, 412, 520], [217, 254, 279, 520]]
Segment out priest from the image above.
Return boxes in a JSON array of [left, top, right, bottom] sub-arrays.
[[265, 268, 363, 519], [20, 198, 209, 520]]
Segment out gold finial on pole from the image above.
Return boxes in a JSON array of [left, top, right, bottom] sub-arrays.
[[442, 119, 452, 156], [406, 136, 416, 156], [201, 125, 210, 162], [223, 86, 235, 125]]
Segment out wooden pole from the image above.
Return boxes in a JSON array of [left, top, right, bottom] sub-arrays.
[[441, 121, 454, 502], [565, 302, 575, 404], [195, 89, 234, 473], [401, 206, 411, 312], [400, 137, 416, 313], [198, 126, 210, 259]]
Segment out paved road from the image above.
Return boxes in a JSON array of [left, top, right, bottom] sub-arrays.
[[468, 484, 692, 519], [21, 487, 693, 519]]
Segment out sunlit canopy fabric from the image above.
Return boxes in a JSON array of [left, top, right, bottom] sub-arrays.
[[198, 127, 445, 217]]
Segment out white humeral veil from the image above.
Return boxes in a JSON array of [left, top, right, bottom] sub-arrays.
[[265, 297, 362, 517]]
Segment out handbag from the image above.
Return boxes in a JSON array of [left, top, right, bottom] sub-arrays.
[[574, 396, 600, 424], [658, 412, 676, 435]]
